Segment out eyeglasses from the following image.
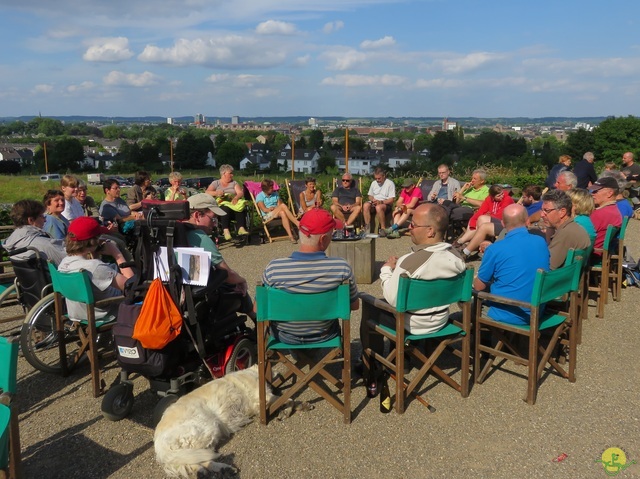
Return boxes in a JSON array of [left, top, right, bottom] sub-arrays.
[[110, 186, 121, 190], [341, 179, 350, 182], [409, 221, 431, 229], [541, 207, 557, 214]]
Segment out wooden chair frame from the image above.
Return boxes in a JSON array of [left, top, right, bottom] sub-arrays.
[[610, 216, 629, 302], [243, 181, 290, 243], [474, 262, 581, 405], [0, 336, 22, 479], [360, 268, 474, 414], [48, 262, 120, 398], [256, 283, 352, 424], [588, 225, 619, 318]]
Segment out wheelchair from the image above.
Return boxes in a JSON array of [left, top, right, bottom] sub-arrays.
[[101, 202, 257, 423]]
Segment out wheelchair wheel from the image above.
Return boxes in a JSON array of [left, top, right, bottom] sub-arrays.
[[153, 394, 179, 427], [225, 338, 257, 374], [20, 293, 80, 374], [102, 383, 135, 421]]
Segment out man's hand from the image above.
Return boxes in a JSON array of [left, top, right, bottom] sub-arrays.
[[383, 255, 398, 270]]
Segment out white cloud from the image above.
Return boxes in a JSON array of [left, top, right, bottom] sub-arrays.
[[321, 74, 407, 87], [138, 36, 287, 68], [436, 52, 507, 74], [360, 35, 396, 50], [321, 48, 368, 71], [103, 70, 160, 87], [83, 37, 134, 62], [205, 73, 264, 88], [323, 20, 344, 34], [33, 84, 54, 93], [67, 81, 96, 92], [293, 54, 310, 67], [255, 20, 297, 35]]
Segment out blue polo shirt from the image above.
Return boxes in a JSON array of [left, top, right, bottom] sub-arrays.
[[526, 201, 542, 217], [478, 226, 550, 325]]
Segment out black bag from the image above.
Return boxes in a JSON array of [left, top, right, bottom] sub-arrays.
[[142, 199, 189, 220], [113, 302, 182, 377]]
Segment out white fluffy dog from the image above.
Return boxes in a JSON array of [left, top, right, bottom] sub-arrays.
[[154, 365, 272, 478]]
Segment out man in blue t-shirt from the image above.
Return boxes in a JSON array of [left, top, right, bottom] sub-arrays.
[[474, 204, 550, 325]]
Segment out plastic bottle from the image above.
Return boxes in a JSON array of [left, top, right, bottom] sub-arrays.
[[366, 359, 378, 398]]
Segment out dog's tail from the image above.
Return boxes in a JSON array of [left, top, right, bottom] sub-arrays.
[[155, 445, 221, 477]]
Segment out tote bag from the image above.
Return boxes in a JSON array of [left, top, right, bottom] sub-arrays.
[[132, 277, 183, 349]]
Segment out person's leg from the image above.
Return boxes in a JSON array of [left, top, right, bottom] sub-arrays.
[[277, 209, 296, 242], [464, 222, 495, 255], [347, 205, 362, 226], [359, 303, 392, 373], [376, 204, 389, 230], [331, 204, 346, 222], [362, 202, 373, 231], [456, 225, 477, 245], [234, 208, 248, 233], [220, 205, 232, 239]]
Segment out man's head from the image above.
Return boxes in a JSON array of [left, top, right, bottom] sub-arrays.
[[409, 203, 448, 245], [501, 204, 528, 231], [589, 177, 619, 206], [470, 169, 487, 189], [437, 164, 450, 182], [103, 179, 121, 200], [555, 171, 577, 191], [583, 152, 595, 163], [600, 169, 627, 192], [187, 193, 226, 234], [340, 172, 353, 188], [521, 185, 542, 206], [298, 208, 337, 252], [540, 189, 573, 229], [622, 152, 635, 167], [373, 167, 386, 185], [134, 171, 151, 187], [401, 178, 415, 192]]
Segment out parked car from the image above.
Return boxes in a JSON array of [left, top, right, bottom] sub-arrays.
[[156, 177, 171, 187], [107, 176, 132, 186], [186, 177, 216, 190], [40, 173, 61, 182]]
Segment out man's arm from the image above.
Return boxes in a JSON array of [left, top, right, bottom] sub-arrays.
[[473, 277, 488, 291]]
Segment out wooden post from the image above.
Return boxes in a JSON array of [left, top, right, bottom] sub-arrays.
[[345, 129, 349, 173], [291, 134, 295, 179], [43, 141, 49, 173]]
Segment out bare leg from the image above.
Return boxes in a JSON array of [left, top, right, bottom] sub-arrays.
[[347, 205, 362, 226], [362, 202, 373, 229], [273, 204, 300, 227], [331, 204, 346, 223], [376, 204, 390, 230], [278, 211, 296, 240], [464, 222, 496, 253], [392, 208, 414, 229]]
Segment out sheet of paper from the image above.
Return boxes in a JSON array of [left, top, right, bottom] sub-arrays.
[[153, 246, 211, 286]]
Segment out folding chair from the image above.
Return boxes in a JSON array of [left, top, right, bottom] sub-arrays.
[[243, 181, 290, 243], [285, 179, 307, 217], [564, 247, 592, 344], [360, 268, 474, 414], [48, 262, 121, 397], [588, 225, 619, 318], [610, 216, 629, 302], [474, 261, 581, 405], [0, 336, 22, 479], [256, 283, 351, 424], [417, 178, 436, 205], [331, 177, 364, 229]]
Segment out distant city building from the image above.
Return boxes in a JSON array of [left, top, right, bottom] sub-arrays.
[[232, 115, 240, 125], [194, 113, 205, 125], [443, 117, 457, 131], [309, 117, 318, 127], [167, 117, 174, 125]]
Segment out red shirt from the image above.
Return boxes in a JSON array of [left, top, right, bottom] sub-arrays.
[[469, 194, 514, 229]]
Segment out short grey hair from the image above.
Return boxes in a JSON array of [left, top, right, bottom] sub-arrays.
[[542, 189, 573, 216], [219, 164, 234, 175], [583, 152, 595, 162], [558, 171, 577, 188], [600, 169, 627, 190], [472, 169, 487, 181]]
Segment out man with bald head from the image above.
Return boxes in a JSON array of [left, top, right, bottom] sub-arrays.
[[360, 203, 466, 362], [474, 204, 550, 326], [621, 152, 640, 184]]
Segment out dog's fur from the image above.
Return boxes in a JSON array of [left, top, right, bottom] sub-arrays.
[[154, 365, 273, 478]]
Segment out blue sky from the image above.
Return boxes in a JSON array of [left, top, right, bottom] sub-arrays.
[[1, 0, 639, 119]]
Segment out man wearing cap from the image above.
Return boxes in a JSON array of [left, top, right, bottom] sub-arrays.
[[381, 178, 423, 239], [589, 177, 622, 254], [360, 203, 466, 368], [330, 172, 363, 228], [262, 208, 359, 344], [363, 167, 396, 234], [185, 194, 254, 316], [58, 216, 135, 320]]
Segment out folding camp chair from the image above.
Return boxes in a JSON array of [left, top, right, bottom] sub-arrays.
[[244, 181, 290, 243], [588, 225, 619, 318], [256, 283, 352, 424], [285, 179, 308, 217], [474, 261, 581, 405], [48, 262, 121, 397], [360, 268, 474, 413], [0, 336, 22, 479]]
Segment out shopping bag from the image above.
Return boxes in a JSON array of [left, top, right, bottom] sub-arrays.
[[132, 277, 183, 349]]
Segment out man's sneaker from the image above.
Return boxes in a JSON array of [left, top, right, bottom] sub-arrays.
[[387, 230, 401, 239], [378, 228, 387, 237], [363, 224, 371, 234], [237, 227, 249, 235], [223, 231, 232, 241]]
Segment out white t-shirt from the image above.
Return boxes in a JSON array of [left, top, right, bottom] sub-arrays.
[[367, 178, 396, 201], [62, 197, 85, 221], [57, 255, 121, 320]]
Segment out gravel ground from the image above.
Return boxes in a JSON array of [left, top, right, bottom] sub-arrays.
[[2, 221, 640, 479]]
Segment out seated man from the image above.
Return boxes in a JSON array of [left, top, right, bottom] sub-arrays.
[[445, 168, 490, 225], [330, 172, 363, 228], [600, 170, 635, 219], [520, 185, 543, 224], [589, 177, 622, 254], [429, 164, 462, 203], [3, 199, 66, 264], [360, 203, 466, 360], [540, 190, 591, 270], [363, 167, 396, 234], [262, 208, 359, 344], [555, 170, 577, 192], [185, 194, 255, 319], [474, 204, 550, 326]]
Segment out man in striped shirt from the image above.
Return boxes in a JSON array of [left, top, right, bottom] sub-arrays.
[[262, 208, 359, 344]]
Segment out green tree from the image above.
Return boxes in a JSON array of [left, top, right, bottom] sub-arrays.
[[382, 139, 396, 151], [395, 139, 407, 151], [430, 131, 459, 164], [294, 136, 307, 149], [49, 137, 84, 172], [564, 128, 595, 160], [30, 117, 64, 136], [317, 152, 337, 173], [413, 133, 432, 153], [308, 129, 324, 150], [593, 116, 640, 163], [174, 131, 211, 169], [215, 142, 246, 170]]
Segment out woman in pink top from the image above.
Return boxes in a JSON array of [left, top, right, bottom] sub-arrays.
[[381, 178, 423, 239]]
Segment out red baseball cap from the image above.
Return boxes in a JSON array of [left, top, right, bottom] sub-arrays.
[[67, 216, 110, 241], [299, 208, 337, 237]]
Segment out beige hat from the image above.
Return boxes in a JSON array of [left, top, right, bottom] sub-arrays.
[[187, 193, 227, 216]]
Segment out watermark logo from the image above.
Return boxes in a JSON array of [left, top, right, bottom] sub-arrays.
[[595, 447, 637, 476]]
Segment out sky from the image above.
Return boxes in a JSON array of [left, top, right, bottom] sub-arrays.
[[1, 0, 639, 119]]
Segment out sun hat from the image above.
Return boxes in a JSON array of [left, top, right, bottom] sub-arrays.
[[187, 193, 227, 216]]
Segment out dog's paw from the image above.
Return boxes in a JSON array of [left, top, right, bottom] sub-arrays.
[[277, 399, 295, 420], [297, 401, 314, 412]]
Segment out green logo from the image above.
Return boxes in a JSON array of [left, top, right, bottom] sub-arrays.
[[595, 448, 637, 476]]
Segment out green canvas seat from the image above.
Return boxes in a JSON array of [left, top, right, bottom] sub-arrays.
[[588, 225, 619, 318], [610, 216, 629, 302], [0, 335, 22, 479], [256, 283, 352, 424], [360, 267, 474, 414], [474, 261, 581, 405], [48, 262, 121, 398]]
